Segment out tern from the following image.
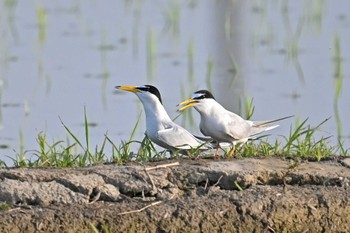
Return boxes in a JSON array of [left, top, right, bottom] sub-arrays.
[[115, 85, 210, 154], [178, 90, 292, 156]]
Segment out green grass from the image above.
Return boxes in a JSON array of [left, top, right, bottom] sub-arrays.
[[332, 33, 343, 142], [228, 53, 238, 84], [146, 27, 157, 80], [0, 159, 5, 168], [237, 117, 341, 161], [237, 96, 254, 121], [4, 108, 166, 168], [304, 0, 325, 35], [106, 112, 162, 164], [10, 129, 28, 167], [89, 222, 110, 233], [99, 28, 111, 82], [36, 4, 47, 45], [187, 39, 195, 83], [2, 108, 348, 169], [177, 84, 195, 129], [244, 97, 255, 120], [163, 0, 181, 38], [0, 202, 11, 211], [282, 0, 305, 83]]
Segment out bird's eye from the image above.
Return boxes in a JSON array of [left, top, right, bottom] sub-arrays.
[[192, 93, 205, 100], [139, 85, 163, 104], [193, 90, 215, 100], [137, 86, 149, 91]]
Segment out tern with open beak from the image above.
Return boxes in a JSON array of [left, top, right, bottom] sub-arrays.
[[178, 90, 292, 156]]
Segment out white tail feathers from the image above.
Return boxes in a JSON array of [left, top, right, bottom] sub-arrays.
[[264, 124, 279, 132]]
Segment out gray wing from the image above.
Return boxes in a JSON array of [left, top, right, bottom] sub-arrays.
[[224, 112, 253, 140], [225, 113, 292, 140], [157, 123, 207, 150]]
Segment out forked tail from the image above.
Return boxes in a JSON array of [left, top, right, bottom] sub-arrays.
[[250, 115, 294, 136], [252, 115, 294, 127]]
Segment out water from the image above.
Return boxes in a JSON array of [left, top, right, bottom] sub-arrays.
[[0, 0, 349, 165]]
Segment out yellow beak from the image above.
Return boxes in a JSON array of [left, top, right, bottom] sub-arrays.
[[115, 85, 140, 93], [177, 98, 198, 111]]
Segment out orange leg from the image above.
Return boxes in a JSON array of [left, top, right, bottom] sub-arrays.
[[214, 147, 220, 157], [227, 146, 236, 157]]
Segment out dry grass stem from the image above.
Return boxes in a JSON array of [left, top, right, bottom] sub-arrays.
[[117, 201, 163, 216], [213, 175, 223, 187], [145, 162, 180, 171], [144, 168, 157, 193]]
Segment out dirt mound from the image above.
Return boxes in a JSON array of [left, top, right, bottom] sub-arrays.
[[1, 157, 350, 232]]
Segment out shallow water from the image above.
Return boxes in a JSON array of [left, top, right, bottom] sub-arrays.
[[0, 0, 349, 165]]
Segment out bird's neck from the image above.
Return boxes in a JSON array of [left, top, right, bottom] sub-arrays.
[[197, 100, 226, 117], [140, 99, 172, 125]]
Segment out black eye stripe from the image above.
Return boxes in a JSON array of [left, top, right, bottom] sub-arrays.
[[193, 90, 215, 100], [137, 87, 148, 91], [138, 85, 163, 104], [194, 95, 205, 100]]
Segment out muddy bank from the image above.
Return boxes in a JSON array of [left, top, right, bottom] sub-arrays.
[[0, 157, 350, 232]]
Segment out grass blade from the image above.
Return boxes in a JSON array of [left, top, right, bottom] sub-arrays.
[[59, 117, 85, 151]]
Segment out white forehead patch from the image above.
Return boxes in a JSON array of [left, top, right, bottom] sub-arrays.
[[191, 92, 204, 99]]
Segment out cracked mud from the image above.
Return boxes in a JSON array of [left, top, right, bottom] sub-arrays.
[[1, 157, 350, 232]]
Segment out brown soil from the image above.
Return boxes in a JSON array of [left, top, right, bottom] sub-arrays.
[[1, 157, 350, 233]]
